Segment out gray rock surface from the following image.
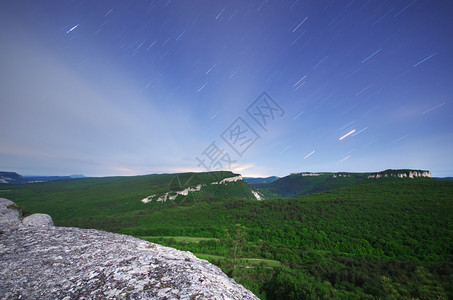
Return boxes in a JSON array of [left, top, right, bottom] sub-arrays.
[[0, 198, 258, 299], [22, 213, 54, 227], [0, 198, 23, 227]]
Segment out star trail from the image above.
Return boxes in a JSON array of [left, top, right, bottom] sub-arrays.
[[0, 0, 452, 177]]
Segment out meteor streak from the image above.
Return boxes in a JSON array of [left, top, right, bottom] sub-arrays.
[[337, 155, 351, 164], [304, 150, 315, 159], [339, 129, 356, 140], [66, 24, 79, 34], [361, 49, 381, 63], [292, 17, 308, 32]]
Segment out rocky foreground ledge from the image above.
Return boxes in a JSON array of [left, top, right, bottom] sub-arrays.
[[0, 198, 258, 299]]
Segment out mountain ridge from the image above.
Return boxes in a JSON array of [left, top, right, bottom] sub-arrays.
[[0, 172, 27, 184], [243, 176, 280, 184], [252, 169, 433, 198], [0, 171, 86, 184], [2, 170, 451, 298]]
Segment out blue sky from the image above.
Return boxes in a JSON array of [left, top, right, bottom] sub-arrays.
[[1, 0, 452, 177]]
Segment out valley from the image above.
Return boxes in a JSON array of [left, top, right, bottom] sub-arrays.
[[1, 170, 452, 299]]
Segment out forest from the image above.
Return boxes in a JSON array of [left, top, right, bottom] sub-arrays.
[[1, 174, 452, 299]]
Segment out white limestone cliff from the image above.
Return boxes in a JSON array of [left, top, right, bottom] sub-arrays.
[[141, 194, 155, 203], [367, 170, 432, 179], [141, 174, 244, 203], [251, 190, 263, 200], [211, 175, 243, 184]]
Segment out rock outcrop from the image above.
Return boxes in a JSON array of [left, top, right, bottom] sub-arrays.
[[22, 213, 54, 227], [0, 198, 23, 227], [140, 174, 246, 203], [251, 190, 263, 201], [211, 175, 243, 184], [0, 198, 258, 299], [290, 172, 321, 176], [367, 170, 432, 179]]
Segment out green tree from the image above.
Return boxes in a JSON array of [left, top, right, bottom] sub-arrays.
[[224, 224, 247, 273]]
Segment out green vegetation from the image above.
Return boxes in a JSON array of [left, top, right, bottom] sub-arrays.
[[2, 173, 452, 299], [0, 171, 253, 227], [253, 169, 432, 198], [224, 224, 247, 271], [140, 236, 220, 243], [253, 172, 367, 198], [243, 176, 279, 184], [6, 203, 31, 219]]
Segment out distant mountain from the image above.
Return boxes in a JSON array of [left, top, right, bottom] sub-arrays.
[[243, 176, 279, 184], [434, 177, 453, 181], [0, 172, 86, 184], [69, 174, 86, 179], [252, 169, 432, 198], [25, 175, 73, 182], [24, 175, 86, 182], [0, 172, 27, 184]]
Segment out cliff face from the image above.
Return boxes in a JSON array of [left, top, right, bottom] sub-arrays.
[[0, 198, 258, 300], [367, 170, 432, 179]]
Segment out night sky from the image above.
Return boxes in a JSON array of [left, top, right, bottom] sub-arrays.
[[1, 0, 452, 177]]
